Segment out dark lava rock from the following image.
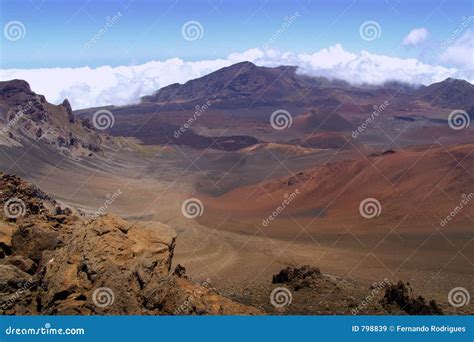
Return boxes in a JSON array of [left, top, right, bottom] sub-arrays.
[[0, 264, 32, 292], [5, 255, 37, 275], [61, 99, 74, 123], [173, 264, 187, 278], [0, 80, 32, 95], [369, 149, 396, 158], [380, 281, 443, 315], [272, 265, 321, 290]]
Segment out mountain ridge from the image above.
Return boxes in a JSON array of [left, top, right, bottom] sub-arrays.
[[140, 62, 473, 110]]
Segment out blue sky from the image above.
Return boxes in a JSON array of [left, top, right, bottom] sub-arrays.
[[1, 0, 472, 68]]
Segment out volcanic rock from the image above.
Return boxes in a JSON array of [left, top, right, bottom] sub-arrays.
[[380, 281, 443, 315], [272, 265, 322, 290]]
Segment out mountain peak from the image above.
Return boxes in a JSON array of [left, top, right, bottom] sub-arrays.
[[142, 61, 304, 105], [0, 79, 32, 95], [228, 61, 257, 68], [417, 77, 474, 109], [442, 77, 471, 85]]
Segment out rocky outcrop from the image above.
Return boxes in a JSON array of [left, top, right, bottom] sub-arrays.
[[0, 173, 58, 221], [272, 265, 322, 291], [0, 264, 32, 293], [380, 281, 443, 315], [0, 172, 260, 315], [35, 215, 177, 314], [0, 80, 103, 158], [0, 79, 33, 95], [61, 99, 74, 123]]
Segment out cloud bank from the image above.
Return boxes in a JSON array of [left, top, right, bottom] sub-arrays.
[[1, 44, 472, 109], [440, 30, 474, 70]]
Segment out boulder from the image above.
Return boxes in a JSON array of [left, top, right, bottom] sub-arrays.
[[38, 215, 177, 314], [0, 264, 31, 292], [272, 265, 321, 290], [4, 255, 36, 274], [380, 281, 443, 315], [11, 221, 60, 262]]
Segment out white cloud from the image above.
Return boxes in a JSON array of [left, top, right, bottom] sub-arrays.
[[1, 44, 471, 109], [440, 30, 474, 70], [402, 28, 429, 46], [0, 59, 230, 110]]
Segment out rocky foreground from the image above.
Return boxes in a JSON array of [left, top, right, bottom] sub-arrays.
[[0, 173, 259, 315]]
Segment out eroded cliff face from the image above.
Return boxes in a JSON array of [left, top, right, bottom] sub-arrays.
[[0, 80, 137, 160], [0, 173, 260, 315]]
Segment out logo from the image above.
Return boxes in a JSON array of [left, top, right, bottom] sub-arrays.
[[270, 287, 292, 308], [448, 110, 470, 130], [270, 109, 292, 130], [181, 21, 204, 41], [92, 287, 115, 308], [448, 287, 470, 307], [4, 21, 26, 41], [181, 198, 204, 219], [359, 21, 381, 41], [359, 198, 382, 219], [3, 197, 26, 219], [92, 109, 115, 130]]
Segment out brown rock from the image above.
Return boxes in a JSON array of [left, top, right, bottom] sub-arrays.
[[272, 265, 322, 290], [0, 264, 31, 292], [4, 255, 36, 274], [11, 221, 60, 262], [0, 221, 14, 258], [380, 281, 443, 315], [173, 264, 187, 278], [38, 215, 177, 314], [167, 277, 261, 315], [61, 99, 74, 123]]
